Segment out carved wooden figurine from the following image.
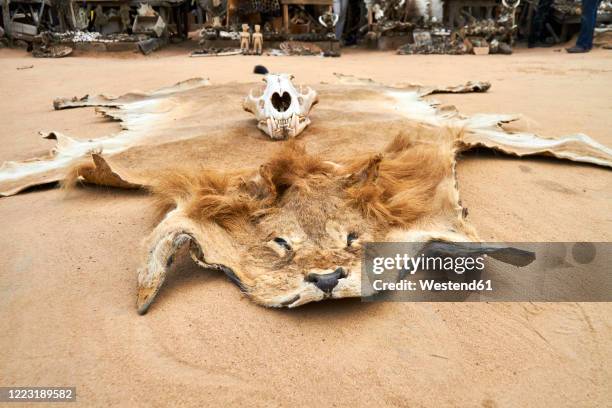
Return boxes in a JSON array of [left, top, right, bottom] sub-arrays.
[[252, 24, 263, 55], [240, 24, 250, 54]]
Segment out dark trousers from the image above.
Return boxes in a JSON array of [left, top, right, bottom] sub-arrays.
[[529, 0, 554, 44], [576, 0, 603, 49]]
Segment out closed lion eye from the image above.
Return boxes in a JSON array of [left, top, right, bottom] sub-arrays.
[[347, 232, 358, 247], [273, 237, 292, 251]]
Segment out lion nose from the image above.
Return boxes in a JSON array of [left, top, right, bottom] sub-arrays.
[[307, 268, 347, 293]]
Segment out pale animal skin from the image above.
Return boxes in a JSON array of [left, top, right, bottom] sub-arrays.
[[63, 125, 610, 314], [0, 75, 610, 314]]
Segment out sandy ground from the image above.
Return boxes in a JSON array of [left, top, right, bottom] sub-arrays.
[[0, 44, 611, 407]]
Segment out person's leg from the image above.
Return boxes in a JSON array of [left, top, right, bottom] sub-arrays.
[[334, 0, 349, 41], [575, 0, 602, 49], [529, 0, 554, 46], [333, 0, 342, 39]]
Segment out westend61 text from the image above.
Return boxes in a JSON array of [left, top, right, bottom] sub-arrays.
[[372, 279, 493, 292]]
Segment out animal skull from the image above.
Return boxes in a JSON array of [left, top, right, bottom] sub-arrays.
[[243, 73, 318, 139]]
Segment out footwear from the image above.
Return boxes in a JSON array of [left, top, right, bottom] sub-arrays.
[[566, 45, 589, 53]]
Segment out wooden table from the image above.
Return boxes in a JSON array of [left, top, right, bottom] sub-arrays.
[[551, 9, 612, 42], [0, 0, 52, 39], [280, 0, 332, 33]]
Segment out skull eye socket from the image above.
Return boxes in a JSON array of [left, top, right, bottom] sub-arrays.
[[271, 92, 292, 112]]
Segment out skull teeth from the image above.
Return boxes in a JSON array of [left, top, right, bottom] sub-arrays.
[[262, 114, 304, 139], [271, 114, 300, 129], [266, 118, 274, 136], [276, 117, 291, 127]]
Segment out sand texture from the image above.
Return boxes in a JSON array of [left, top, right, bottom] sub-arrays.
[[0, 46, 611, 407]]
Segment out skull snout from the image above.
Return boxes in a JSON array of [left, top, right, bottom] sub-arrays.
[[306, 267, 347, 293], [271, 91, 292, 112]]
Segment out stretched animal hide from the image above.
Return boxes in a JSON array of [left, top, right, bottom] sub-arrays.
[[1, 75, 610, 196], [0, 76, 610, 314]]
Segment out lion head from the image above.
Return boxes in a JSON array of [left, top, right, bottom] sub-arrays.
[[136, 133, 476, 313]]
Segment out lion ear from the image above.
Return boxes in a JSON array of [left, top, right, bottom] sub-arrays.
[[258, 163, 278, 200], [240, 165, 278, 203], [345, 154, 383, 185]]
